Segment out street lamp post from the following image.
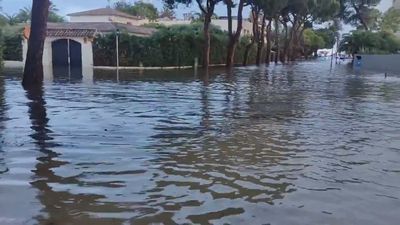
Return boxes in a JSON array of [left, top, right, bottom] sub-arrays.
[[116, 29, 120, 71]]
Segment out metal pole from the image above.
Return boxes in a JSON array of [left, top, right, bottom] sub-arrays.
[[67, 39, 71, 79], [116, 33, 119, 71], [335, 35, 340, 64], [116, 31, 120, 82], [330, 43, 334, 69]]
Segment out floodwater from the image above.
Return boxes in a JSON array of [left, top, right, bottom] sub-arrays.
[[0, 62, 400, 225]]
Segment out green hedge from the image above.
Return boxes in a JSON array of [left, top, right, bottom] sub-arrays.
[[340, 30, 400, 55], [93, 24, 256, 67], [2, 34, 23, 61]]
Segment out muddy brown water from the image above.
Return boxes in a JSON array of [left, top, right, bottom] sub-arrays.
[[0, 62, 400, 225]]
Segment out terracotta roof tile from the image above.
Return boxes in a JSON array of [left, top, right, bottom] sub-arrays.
[[47, 22, 156, 37], [47, 28, 96, 37]]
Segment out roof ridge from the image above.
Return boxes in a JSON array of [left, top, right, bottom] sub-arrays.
[[67, 8, 141, 20]]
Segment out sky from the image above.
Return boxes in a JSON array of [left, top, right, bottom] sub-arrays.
[[0, 0, 394, 19]]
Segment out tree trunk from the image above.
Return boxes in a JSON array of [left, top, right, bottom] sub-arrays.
[[274, 17, 280, 64], [281, 23, 288, 63], [243, 9, 259, 66], [256, 15, 267, 66], [203, 13, 212, 68], [352, 3, 369, 30], [265, 20, 272, 65], [226, 39, 237, 67], [287, 19, 298, 62], [22, 0, 50, 88], [290, 23, 304, 61], [226, 0, 244, 67]]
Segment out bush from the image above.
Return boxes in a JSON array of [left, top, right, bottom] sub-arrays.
[[303, 29, 325, 57], [2, 34, 23, 61], [93, 24, 257, 67], [340, 30, 400, 55]]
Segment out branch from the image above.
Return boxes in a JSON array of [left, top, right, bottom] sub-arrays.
[[196, 0, 207, 14]]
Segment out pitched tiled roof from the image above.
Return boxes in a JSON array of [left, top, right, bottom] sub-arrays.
[[67, 8, 141, 20], [47, 22, 156, 37], [47, 28, 96, 37]]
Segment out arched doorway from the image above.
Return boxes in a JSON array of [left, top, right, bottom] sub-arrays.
[[52, 39, 82, 79]]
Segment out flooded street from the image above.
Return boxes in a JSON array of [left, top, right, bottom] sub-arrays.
[[0, 62, 400, 225]]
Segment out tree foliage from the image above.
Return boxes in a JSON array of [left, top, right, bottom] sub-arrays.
[[315, 28, 336, 48], [93, 24, 256, 67], [114, 1, 159, 20], [0, 4, 64, 25], [159, 5, 176, 19], [2, 33, 22, 61], [340, 0, 381, 30], [340, 30, 400, 54], [303, 28, 325, 56], [380, 7, 400, 33]]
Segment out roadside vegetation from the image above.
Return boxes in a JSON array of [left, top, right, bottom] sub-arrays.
[[0, 2, 63, 66], [94, 24, 256, 67], [339, 1, 400, 55]]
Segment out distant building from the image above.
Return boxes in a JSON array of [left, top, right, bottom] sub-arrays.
[[68, 8, 254, 36], [68, 8, 144, 25], [213, 17, 253, 36]]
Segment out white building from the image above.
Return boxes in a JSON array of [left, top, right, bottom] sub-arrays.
[[21, 7, 255, 81], [212, 17, 253, 36], [68, 8, 254, 36], [68, 8, 148, 25], [23, 8, 155, 81]]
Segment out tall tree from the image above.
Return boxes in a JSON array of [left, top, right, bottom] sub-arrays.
[[114, 1, 159, 21], [225, 0, 245, 67], [279, 0, 339, 61], [159, 5, 176, 19], [261, 0, 288, 64], [22, 0, 50, 88], [341, 0, 381, 30], [4, 4, 64, 25], [243, 4, 261, 66], [164, 0, 223, 68], [48, 4, 65, 22], [380, 7, 400, 33]]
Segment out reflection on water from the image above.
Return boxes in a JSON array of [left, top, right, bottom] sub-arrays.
[[0, 62, 400, 225], [0, 75, 7, 175]]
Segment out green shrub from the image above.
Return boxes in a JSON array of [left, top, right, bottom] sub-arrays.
[[340, 30, 400, 55], [93, 24, 257, 67], [2, 34, 23, 61]]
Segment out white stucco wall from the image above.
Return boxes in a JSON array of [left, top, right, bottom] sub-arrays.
[[22, 37, 94, 81], [157, 20, 191, 26], [211, 19, 253, 36], [70, 15, 148, 26], [70, 15, 112, 23], [69, 15, 254, 36]]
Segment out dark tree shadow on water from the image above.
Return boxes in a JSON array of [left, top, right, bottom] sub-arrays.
[[25, 85, 63, 225], [0, 75, 7, 174], [25, 85, 123, 225]]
